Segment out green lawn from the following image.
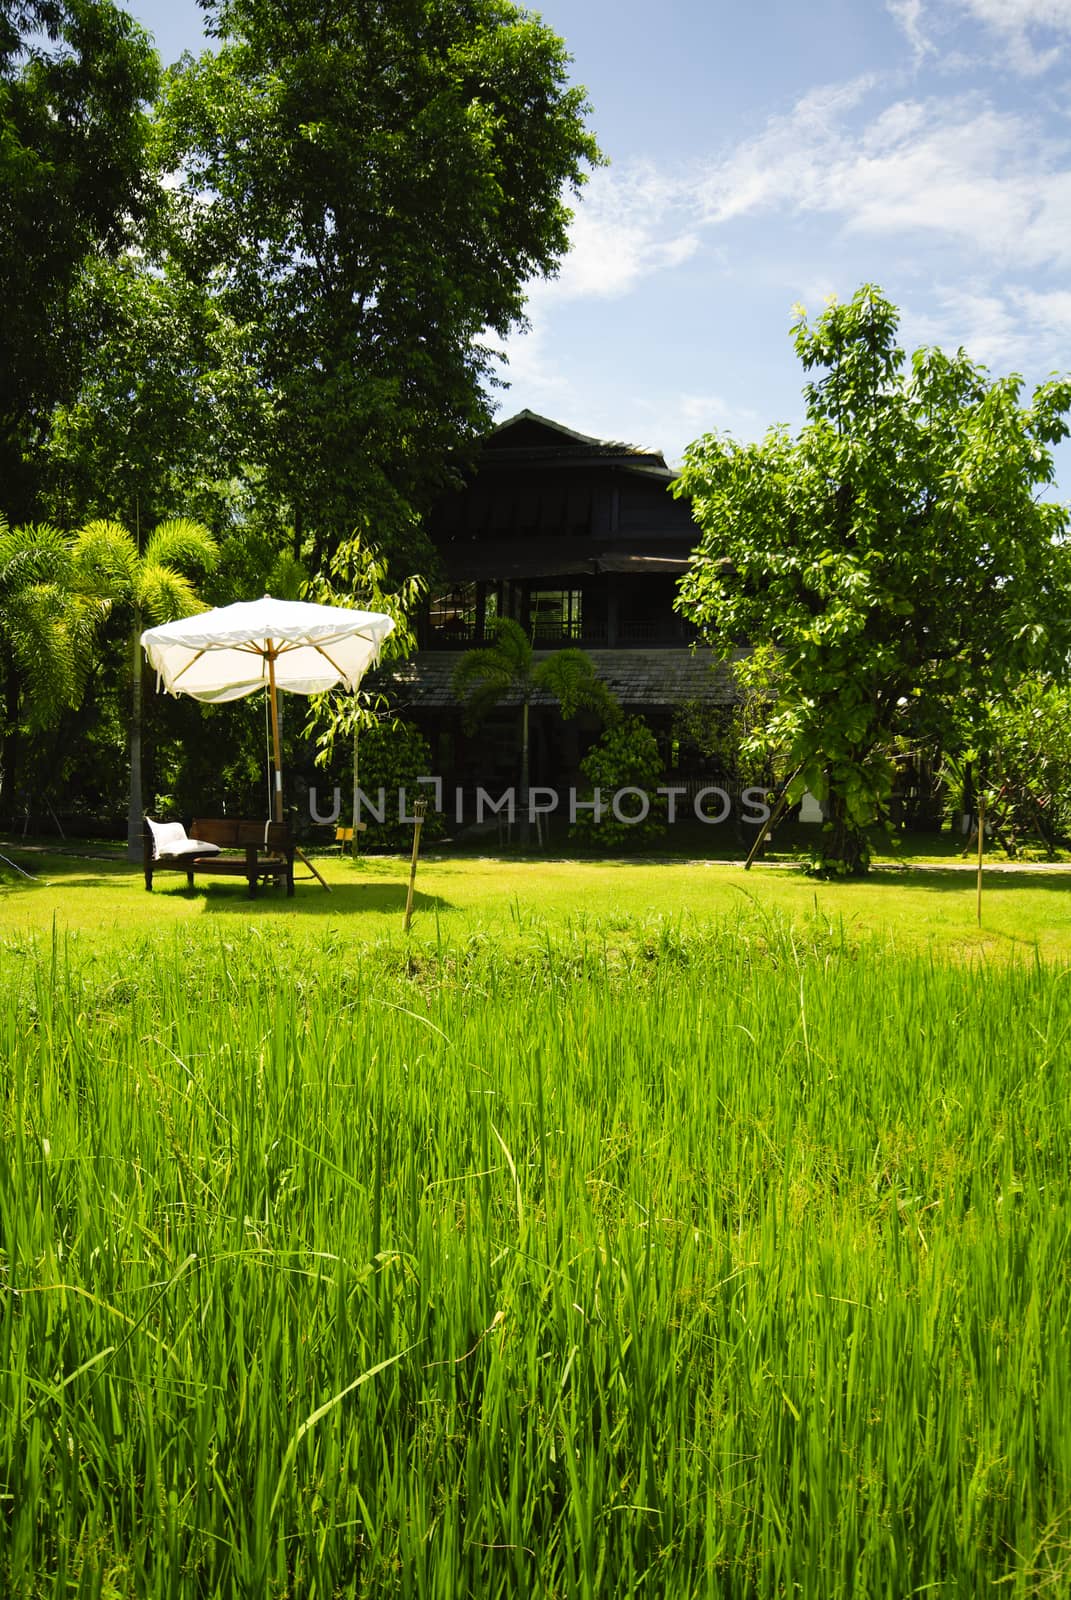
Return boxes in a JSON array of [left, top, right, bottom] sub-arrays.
[[2, 843, 1070, 960]]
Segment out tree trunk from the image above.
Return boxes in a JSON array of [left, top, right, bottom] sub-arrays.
[[126, 619, 144, 861], [817, 789, 870, 876], [519, 696, 531, 845]]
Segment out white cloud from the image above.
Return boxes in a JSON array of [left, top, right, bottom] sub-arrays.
[[502, 70, 1071, 462], [900, 281, 1071, 370], [547, 165, 699, 301], [886, 0, 936, 63], [694, 87, 1071, 270], [890, 0, 1071, 73]]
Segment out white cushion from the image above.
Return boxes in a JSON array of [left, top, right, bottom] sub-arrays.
[[145, 818, 221, 860]]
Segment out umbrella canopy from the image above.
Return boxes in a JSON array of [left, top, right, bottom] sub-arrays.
[[141, 595, 396, 824], [141, 595, 395, 703]]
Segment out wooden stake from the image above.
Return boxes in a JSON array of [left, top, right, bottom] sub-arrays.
[[404, 798, 428, 931], [743, 768, 803, 872]]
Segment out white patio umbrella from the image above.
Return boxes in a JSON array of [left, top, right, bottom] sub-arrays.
[[141, 595, 396, 826]]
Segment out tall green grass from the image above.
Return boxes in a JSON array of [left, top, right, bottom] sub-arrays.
[[2, 915, 1069, 1597]]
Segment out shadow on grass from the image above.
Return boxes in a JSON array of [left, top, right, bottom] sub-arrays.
[[0, 854, 452, 919], [862, 866, 1071, 894], [195, 882, 450, 917]]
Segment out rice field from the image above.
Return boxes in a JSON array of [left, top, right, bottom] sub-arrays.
[[2, 905, 1070, 1597]]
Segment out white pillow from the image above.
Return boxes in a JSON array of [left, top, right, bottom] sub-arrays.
[[145, 818, 188, 858], [145, 818, 222, 860]]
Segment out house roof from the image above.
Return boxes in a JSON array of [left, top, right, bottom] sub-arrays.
[[483, 410, 676, 481], [371, 649, 739, 712]]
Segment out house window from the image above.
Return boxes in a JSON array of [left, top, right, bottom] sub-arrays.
[[428, 585, 478, 644], [530, 588, 583, 641]]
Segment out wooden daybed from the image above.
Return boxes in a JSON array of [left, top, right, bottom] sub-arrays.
[[143, 817, 295, 897]]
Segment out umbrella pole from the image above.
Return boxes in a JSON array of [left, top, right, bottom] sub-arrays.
[[267, 636, 329, 889], [267, 647, 284, 825], [266, 643, 330, 890]]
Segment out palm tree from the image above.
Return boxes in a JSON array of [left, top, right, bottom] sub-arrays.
[[452, 617, 617, 842], [0, 518, 108, 818], [73, 518, 219, 859]]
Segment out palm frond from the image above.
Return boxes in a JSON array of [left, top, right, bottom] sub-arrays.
[[3, 582, 82, 726], [72, 519, 139, 600], [138, 565, 204, 624], [452, 617, 535, 711], [533, 649, 619, 723], [143, 518, 219, 577], [0, 522, 73, 593], [485, 617, 534, 676]]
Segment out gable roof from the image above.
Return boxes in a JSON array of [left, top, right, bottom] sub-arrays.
[[485, 410, 674, 479]]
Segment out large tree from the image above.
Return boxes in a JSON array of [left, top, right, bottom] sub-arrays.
[[155, 0, 601, 563], [0, 0, 159, 521], [676, 285, 1071, 875]]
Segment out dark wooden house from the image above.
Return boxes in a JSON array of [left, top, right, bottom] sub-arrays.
[[375, 411, 735, 800]]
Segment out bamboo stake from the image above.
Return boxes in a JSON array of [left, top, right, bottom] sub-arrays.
[[743, 767, 803, 872], [404, 798, 428, 931]]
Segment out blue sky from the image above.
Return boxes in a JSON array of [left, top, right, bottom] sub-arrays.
[[131, 0, 1071, 488]]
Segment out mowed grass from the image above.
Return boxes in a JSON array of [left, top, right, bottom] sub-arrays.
[[2, 845, 1071, 960], [2, 856, 1071, 1596]]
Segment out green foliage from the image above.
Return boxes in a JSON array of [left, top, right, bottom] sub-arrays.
[[570, 715, 666, 849], [453, 618, 617, 842], [943, 677, 1071, 858], [0, 0, 160, 521], [43, 253, 264, 533], [72, 515, 219, 854], [74, 517, 219, 622], [351, 718, 445, 847], [155, 0, 602, 561], [302, 535, 429, 805], [676, 284, 1071, 877], [986, 678, 1071, 855], [0, 519, 101, 728], [673, 643, 789, 787], [0, 516, 112, 815]]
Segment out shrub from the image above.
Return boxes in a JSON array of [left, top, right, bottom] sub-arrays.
[[352, 720, 445, 848], [569, 717, 667, 849]]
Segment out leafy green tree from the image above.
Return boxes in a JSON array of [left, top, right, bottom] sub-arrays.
[[453, 617, 617, 843], [302, 533, 428, 848], [671, 643, 790, 792], [155, 0, 601, 563], [0, 0, 159, 521], [944, 677, 1071, 859], [676, 285, 1071, 876], [43, 253, 265, 533], [73, 517, 219, 858], [0, 517, 106, 815]]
